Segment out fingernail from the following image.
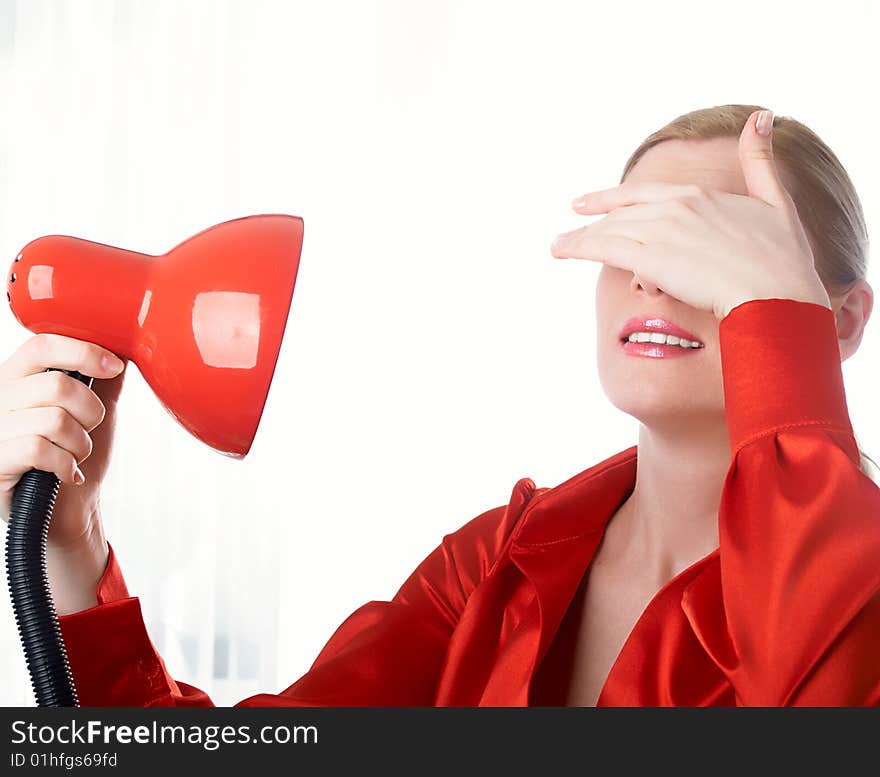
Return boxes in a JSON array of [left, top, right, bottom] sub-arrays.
[[101, 354, 124, 373], [572, 196, 589, 208], [74, 466, 85, 485], [756, 109, 773, 136]]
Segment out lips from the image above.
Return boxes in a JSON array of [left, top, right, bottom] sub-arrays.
[[618, 316, 703, 344]]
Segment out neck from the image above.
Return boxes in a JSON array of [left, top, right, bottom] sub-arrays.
[[609, 416, 732, 582]]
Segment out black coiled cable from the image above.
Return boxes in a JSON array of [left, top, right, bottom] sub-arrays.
[[5, 368, 93, 707]]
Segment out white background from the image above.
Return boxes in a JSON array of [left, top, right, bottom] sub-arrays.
[[1, 0, 878, 706]]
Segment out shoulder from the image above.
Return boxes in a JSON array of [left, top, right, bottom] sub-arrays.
[[442, 476, 544, 581], [391, 476, 544, 615]]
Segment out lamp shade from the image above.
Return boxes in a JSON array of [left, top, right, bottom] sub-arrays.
[[6, 214, 304, 458]]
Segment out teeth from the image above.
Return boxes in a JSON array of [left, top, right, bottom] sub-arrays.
[[626, 331, 703, 348]]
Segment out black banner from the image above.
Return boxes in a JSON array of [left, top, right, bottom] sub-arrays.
[[1, 707, 877, 772]]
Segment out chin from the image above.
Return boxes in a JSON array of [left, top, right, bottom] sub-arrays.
[[601, 381, 720, 425]]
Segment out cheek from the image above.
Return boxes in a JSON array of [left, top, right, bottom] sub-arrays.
[[594, 266, 631, 319], [596, 264, 631, 294]]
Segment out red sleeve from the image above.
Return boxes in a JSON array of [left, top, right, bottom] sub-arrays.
[[58, 488, 530, 707], [57, 544, 214, 707], [680, 298, 880, 706]]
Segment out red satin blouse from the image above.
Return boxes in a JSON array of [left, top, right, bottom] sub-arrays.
[[57, 298, 880, 706]]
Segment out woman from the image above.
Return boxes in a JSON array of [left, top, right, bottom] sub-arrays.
[[2, 104, 879, 706]]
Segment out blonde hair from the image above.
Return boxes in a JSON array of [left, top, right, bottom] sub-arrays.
[[619, 103, 878, 482]]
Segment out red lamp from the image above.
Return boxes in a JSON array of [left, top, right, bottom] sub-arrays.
[[5, 214, 304, 705], [8, 214, 304, 457]]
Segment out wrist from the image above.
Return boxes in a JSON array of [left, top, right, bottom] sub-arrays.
[[46, 513, 110, 616], [722, 285, 832, 320], [719, 297, 854, 455]]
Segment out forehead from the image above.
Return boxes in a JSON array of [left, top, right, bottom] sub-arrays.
[[625, 137, 747, 196]]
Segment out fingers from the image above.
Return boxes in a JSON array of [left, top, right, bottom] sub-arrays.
[[558, 214, 681, 247], [0, 370, 107, 432], [2, 406, 93, 465], [0, 434, 82, 493], [550, 232, 647, 274], [570, 182, 709, 214], [0, 333, 124, 382], [576, 198, 708, 224], [0, 334, 123, 526]]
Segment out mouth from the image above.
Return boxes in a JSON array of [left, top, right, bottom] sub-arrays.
[[618, 315, 705, 358]]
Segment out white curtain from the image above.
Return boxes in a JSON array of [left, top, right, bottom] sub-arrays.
[[2, 0, 878, 707]]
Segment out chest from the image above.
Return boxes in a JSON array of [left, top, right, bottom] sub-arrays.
[[559, 565, 669, 707]]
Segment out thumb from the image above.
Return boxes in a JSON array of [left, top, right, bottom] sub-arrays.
[[90, 357, 128, 408], [71, 359, 128, 484], [738, 109, 791, 208]]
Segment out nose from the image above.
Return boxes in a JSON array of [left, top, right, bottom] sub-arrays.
[[630, 272, 662, 297]]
